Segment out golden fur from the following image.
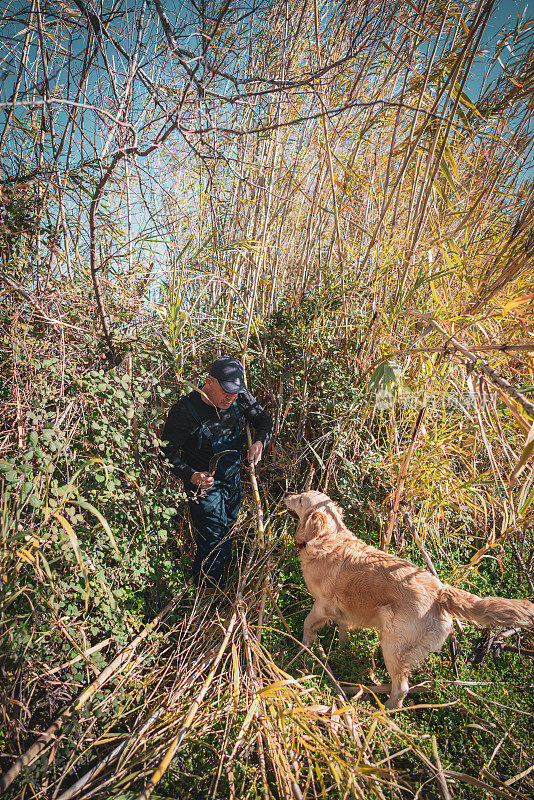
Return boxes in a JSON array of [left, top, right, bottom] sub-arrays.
[[284, 490, 534, 709]]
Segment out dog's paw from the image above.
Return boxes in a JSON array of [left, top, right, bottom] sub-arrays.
[[384, 697, 404, 710]]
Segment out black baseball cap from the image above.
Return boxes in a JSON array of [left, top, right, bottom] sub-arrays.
[[209, 357, 246, 393]]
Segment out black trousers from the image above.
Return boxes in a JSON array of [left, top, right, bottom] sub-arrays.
[[186, 475, 241, 586]]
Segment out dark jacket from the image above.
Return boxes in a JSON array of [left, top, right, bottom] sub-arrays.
[[161, 389, 273, 482]]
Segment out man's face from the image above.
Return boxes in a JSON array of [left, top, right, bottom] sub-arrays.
[[204, 376, 238, 409]]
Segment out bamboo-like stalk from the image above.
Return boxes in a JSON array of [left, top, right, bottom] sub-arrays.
[[56, 708, 165, 800], [88, 153, 123, 363], [313, 0, 348, 350]]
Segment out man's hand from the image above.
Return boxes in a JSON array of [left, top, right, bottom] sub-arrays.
[[191, 471, 215, 492], [247, 441, 263, 466]]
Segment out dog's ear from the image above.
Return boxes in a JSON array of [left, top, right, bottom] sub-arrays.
[[300, 509, 328, 542]]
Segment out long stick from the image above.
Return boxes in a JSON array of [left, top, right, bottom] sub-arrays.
[[431, 735, 452, 800], [246, 424, 265, 548], [391, 342, 534, 357]]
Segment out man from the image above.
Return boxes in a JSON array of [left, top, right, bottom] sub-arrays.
[[162, 357, 272, 588]]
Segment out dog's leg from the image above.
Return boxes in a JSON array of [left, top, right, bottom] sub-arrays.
[[381, 612, 453, 708], [385, 669, 410, 710], [337, 622, 349, 646], [380, 636, 411, 710], [303, 602, 331, 646]]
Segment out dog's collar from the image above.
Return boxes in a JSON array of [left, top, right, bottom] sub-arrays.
[[296, 530, 343, 551]]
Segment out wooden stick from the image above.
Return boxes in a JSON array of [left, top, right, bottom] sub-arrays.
[[246, 423, 265, 548], [42, 637, 112, 677], [340, 682, 431, 698], [442, 770, 522, 800], [432, 735, 452, 800], [391, 341, 534, 357], [303, 465, 315, 491]]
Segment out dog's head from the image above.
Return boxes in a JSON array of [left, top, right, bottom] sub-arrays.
[[284, 491, 344, 547]]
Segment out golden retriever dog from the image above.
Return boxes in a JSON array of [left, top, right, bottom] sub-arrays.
[[284, 490, 534, 709]]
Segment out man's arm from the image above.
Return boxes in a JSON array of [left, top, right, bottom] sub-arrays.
[[160, 400, 196, 482], [238, 388, 273, 465]]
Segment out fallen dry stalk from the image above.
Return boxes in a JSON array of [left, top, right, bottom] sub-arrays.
[[0, 588, 188, 794], [138, 612, 238, 800]]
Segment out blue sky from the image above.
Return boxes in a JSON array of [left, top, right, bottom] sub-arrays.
[[1, 0, 532, 273]]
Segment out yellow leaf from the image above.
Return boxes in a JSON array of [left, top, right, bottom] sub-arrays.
[[52, 512, 86, 572], [258, 681, 293, 697], [505, 71, 524, 88], [503, 293, 534, 313], [18, 547, 36, 565]]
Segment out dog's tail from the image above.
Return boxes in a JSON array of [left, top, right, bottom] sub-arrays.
[[439, 585, 534, 628]]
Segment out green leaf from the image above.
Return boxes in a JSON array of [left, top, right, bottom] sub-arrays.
[[38, 550, 54, 581], [304, 438, 325, 469]]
